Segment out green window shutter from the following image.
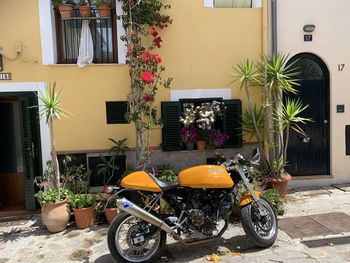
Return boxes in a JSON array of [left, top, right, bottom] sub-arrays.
[[161, 102, 182, 151], [223, 99, 242, 148], [20, 96, 37, 210]]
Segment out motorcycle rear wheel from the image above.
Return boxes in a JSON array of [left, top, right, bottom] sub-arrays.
[[240, 197, 278, 247], [107, 212, 166, 263]]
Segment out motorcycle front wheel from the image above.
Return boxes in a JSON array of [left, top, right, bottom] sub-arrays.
[[240, 197, 278, 247], [107, 212, 166, 263]]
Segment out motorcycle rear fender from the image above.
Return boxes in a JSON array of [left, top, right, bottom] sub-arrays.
[[239, 191, 261, 206]]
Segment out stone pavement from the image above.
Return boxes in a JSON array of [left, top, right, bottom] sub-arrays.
[[0, 186, 350, 263]]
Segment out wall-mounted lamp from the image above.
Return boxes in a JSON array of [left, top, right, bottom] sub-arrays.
[[303, 24, 316, 33]]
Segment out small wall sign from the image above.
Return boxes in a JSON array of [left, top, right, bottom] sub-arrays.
[[304, 34, 313, 42], [337, 104, 345, 113], [0, 73, 12, 80]]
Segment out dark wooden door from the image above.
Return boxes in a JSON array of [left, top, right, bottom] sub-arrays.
[[286, 54, 330, 176]]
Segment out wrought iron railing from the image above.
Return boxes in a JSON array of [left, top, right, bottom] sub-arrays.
[[55, 8, 118, 64]]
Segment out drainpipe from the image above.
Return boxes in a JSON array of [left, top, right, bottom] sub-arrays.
[[271, 0, 277, 55]]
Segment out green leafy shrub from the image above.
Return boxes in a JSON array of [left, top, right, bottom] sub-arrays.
[[61, 155, 91, 194], [262, 189, 286, 216], [155, 165, 177, 182], [93, 0, 111, 6], [69, 194, 98, 209], [34, 188, 70, 206]]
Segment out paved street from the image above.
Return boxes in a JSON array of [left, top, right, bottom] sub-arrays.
[[1, 186, 350, 263]]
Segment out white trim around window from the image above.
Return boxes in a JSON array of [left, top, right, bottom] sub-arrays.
[[170, 88, 231, 101], [204, 0, 262, 8], [38, 0, 127, 65]]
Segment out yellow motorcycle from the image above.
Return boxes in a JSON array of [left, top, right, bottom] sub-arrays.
[[106, 149, 277, 263]]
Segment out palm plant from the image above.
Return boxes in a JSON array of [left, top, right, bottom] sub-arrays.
[[37, 82, 71, 200], [234, 54, 311, 178]]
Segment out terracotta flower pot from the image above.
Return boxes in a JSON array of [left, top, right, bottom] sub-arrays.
[[79, 6, 91, 17], [42, 199, 70, 233], [98, 4, 111, 17], [58, 4, 74, 19], [105, 208, 118, 224], [196, 140, 207, 151], [266, 173, 292, 197], [73, 207, 95, 228]]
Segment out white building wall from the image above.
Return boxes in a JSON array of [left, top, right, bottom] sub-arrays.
[[277, 0, 350, 186]]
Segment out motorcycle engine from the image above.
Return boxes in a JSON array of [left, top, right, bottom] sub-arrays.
[[184, 190, 233, 237]]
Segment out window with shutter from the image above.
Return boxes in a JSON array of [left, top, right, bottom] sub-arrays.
[[161, 99, 242, 151], [161, 102, 182, 151], [223, 99, 242, 148]]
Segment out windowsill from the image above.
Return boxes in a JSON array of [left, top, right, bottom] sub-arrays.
[[46, 63, 126, 67]]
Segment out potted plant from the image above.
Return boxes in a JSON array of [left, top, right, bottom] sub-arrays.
[[52, 0, 76, 19], [208, 129, 229, 148], [79, 0, 91, 17], [179, 102, 222, 151], [33, 82, 71, 232], [69, 193, 97, 228], [34, 187, 70, 233], [180, 127, 198, 150], [233, 54, 311, 196], [104, 194, 118, 224], [93, 0, 111, 17]]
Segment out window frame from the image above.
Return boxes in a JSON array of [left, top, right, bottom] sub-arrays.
[[38, 0, 127, 65]]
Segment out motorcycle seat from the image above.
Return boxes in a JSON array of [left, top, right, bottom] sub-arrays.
[[149, 173, 179, 191]]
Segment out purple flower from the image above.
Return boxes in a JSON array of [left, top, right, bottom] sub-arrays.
[[209, 129, 229, 147], [180, 128, 198, 143]]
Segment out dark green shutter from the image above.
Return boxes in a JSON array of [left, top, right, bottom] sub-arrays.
[[161, 102, 182, 151], [223, 99, 242, 148], [20, 96, 37, 210]]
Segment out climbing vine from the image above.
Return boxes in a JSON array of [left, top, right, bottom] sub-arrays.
[[118, 0, 172, 168]]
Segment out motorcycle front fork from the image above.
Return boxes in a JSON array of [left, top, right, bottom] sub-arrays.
[[236, 166, 268, 217]]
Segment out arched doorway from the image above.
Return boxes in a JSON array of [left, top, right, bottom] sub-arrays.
[[285, 53, 330, 176]]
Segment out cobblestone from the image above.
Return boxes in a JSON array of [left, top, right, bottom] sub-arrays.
[[0, 187, 350, 262]]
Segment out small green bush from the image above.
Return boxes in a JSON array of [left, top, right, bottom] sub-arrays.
[[69, 194, 98, 209], [262, 189, 286, 216], [155, 165, 177, 182], [34, 188, 70, 206]]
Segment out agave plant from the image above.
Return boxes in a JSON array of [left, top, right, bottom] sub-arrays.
[[234, 53, 311, 178], [37, 82, 71, 200]]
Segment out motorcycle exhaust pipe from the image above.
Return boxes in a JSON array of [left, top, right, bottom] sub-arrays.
[[116, 198, 175, 236]]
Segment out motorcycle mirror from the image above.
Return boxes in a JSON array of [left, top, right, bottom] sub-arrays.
[[251, 148, 261, 165]]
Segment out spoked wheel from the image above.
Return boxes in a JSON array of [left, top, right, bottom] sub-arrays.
[[107, 212, 166, 263], [240, 197, 278, 247]]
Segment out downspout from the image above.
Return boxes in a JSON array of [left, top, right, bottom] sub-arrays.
[[271, 0, 277, 55]]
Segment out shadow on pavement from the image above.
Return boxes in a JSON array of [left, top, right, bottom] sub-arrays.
[[94, 235, 267, 263]]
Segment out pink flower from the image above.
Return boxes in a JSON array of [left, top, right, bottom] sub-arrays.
[[141, 72, 156, 84]]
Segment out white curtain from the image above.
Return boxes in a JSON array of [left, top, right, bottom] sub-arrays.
[[77, 20, 94, 68]]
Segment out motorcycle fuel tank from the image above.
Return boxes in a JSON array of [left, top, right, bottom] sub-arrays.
[[121, 171, 162, 192], [178, 165, 234, 188]]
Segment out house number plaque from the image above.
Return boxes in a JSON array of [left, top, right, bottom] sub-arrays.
[[304, 35, 313, 42], [0, 73, 12, 80]]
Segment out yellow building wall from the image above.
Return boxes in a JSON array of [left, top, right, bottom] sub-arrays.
[[0, 0, 264, 152]]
